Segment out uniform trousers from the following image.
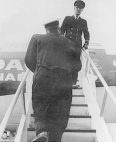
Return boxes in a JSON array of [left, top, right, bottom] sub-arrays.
[[32, 67, 72, 142]]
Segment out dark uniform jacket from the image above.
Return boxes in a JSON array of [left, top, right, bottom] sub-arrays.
[[25, 32, 82, 78], [61, 16, 90, 49]]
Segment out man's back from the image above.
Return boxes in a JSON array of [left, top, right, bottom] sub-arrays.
[[25, 19, 82, 142], [25, 32, 81, 73]]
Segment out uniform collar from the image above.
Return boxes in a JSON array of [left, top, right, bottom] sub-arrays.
[[74, 15, 80, 20]]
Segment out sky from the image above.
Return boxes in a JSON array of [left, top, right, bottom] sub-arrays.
[[0, 0, 116, 54]]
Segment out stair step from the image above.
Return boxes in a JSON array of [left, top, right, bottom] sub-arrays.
[[27, 128, 36, 142], [70, 104, 88, 116], [72, 95, 85, 104], [27, 128, 96, 142], [72, 89, 83, 95], [29, 115, 91, 130], [67, 115, 91, 129], [28, 104, 89, 118], [72, 87, 82, 90], [62, 129, 96, 142]]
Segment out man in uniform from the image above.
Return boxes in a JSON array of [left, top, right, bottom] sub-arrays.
[[25, 19, 81, 142], [61, 0, 90, 86]]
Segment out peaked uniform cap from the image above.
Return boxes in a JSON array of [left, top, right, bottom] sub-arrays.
[[44, 20, 59, 28], [42, 17, 60, 28], [74, 0, 85, 8]]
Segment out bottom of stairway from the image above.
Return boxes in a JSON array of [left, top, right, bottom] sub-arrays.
[[27, 128, 96, 142]]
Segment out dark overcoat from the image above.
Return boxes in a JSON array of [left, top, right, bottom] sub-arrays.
[[25, 32, 82, 77], [61, 16, 90, 49], [25, 32, 82, 141]]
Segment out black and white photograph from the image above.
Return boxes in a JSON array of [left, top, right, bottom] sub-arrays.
[[0, 0, 116, 142]]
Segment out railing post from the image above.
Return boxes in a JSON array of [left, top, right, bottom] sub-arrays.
[[84, 57, 90, 77], [82, 49, 90, 77], [21, 84, 26, 115], [100, 89, 107, 116]]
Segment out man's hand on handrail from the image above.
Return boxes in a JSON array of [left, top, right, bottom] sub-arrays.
[[83, 44, 88, 50], [83, 40, 89, 50], [82, 48, 89, 58]]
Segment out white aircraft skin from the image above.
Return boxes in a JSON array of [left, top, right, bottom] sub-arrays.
[[0, 48, 116, 96]]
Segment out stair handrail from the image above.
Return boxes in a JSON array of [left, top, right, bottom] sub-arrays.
[[0, 68, 31, 141], [82, 49, 116, 108], [81, 49, 115, 142]]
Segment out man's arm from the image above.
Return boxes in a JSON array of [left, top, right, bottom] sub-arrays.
[[83, 20, 90, 49], [25, 35, 37, 72], [61, 17, 67, 35]]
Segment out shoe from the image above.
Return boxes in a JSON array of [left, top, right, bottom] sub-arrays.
[[72, 84, 80, 89], [31, 131, 48, 142]]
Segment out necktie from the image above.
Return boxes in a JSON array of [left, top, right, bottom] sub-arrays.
[[76, 16, 78, 20]]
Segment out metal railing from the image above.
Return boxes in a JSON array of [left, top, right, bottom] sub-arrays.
[[0, 49, 115, 142], [82, 49, 116, 116], [81, 49, 115, 142], [0, 69, 33, 142]]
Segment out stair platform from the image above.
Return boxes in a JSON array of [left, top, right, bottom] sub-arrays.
[[67, 115, 91, 129], [72, 88, 83, 96], [27, 128, 96, 142], [70, 104, 88, 116], [62, 129, 96, 142], [72, 95, 85, 104]]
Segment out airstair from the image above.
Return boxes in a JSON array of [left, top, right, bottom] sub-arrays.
[[28, 85, 96, 142], [0, 49, 116, 142]]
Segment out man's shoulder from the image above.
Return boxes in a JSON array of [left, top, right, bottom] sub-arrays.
[[32, 34, 45, 39], [64, 15, 74, 20], [63, 16, 75, 24], [30, 34, 48, 41], [79, 17, 87, 22]]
